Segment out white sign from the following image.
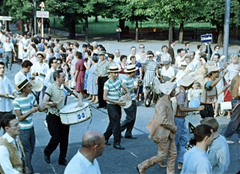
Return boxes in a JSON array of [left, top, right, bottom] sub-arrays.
[[201, 34, 213, 43], [0, 16, 12, 21], [36, 11, 49, 18]]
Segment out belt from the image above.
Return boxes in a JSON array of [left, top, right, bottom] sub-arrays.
[[175, 116, 185, 118], [100, 76, 108, 78], [5, 51, 12, 53]]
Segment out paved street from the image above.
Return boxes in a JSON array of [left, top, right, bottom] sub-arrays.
[[1, 25, 240, 174]]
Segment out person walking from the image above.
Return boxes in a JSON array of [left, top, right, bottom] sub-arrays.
[[2, 37, 16, 73]]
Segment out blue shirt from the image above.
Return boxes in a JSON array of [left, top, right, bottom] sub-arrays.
[[181, 146, 212, 174]]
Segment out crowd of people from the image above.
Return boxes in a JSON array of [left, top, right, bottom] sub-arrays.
[[0, 27, 239, 174]]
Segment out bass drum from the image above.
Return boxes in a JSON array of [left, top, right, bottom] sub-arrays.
[[59, 102, 92, 125]]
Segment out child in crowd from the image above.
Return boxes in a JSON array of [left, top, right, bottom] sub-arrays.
[[188, 82, 202, 114]]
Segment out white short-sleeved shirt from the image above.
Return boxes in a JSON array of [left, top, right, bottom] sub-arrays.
[[14, 70, 31, 85], [64, 150, 101, 174], [161, 66, 175, 78], [3, 42, 14, 52], [31, 62, 49, 82], [0, 76, 16, 112], [127, 54, 142, 64], [44, 68, 55, 88]]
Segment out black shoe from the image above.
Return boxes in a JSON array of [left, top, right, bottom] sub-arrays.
[[59, 159, 68, 166], [125, 136, 137, 139], [113, 144, 125, 150], [105, 140, 111, 145], [44, 153, 50, 164], [97, 106, 104, 109]]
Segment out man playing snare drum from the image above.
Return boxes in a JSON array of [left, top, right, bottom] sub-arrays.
[[43, 70, 83, 166]]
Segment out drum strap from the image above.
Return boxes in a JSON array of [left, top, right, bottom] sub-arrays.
[[109, 80, 121, 95]]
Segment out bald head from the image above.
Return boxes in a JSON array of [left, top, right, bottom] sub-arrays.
[[82, 131, 103, 148]]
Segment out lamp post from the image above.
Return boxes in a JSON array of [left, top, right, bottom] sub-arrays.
[[223, 0, 231, 62], [33, 0, 36, 34]]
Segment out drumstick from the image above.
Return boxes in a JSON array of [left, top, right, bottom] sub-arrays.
[[63, 85, 78, 98]]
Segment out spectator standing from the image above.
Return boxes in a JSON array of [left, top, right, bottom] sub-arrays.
[[184, 42, 190, 53], [127, 46, 142, 64], [168, 41, 176, 64], [2, 37, 16, 72], [74, 52, 86, 96], [116, 26, 122, 42], [14, 60, 33, 86], [88, 56, 98, 103]]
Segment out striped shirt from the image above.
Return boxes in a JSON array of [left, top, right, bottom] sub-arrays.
[[13, 94, 36, 130], [122, 77, 135, 101], [104, 78, 122, 104]]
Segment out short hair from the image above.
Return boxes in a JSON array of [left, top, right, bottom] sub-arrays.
[[131, 46, 136, 49], [82, 44, 88, 48], [88, 45, 93, 52], [92, 56, 98, 63], [0, 114, 16, 130], [146, 50, 154, 57], [22, 60, 33, 68], [51, 43, 55, 48], [82, 135, 101, 147], [193, 81, 201, 88], [139, 44, 145, 48], [197, 45, 202, 49], [66, 42, 71, 47], [177, 49, 183, 54], [56, 58, 63, 64], [185, 55, 192, 60], [108, 53, 114, 60], [67, 48, 72, 52], [73, 42, 79, 48], [170, 40, 175, 45], [31, 37, 38, 44], [200, 117, 219, 132], [161, 45, 168, 50], [191, 51, 195, 56], [214, 53, 220, 59], [130, 55, 136, 60], [61, 54, 67, 62], [214, 45, 220, 50], [55, 38, 60, 42], [53, 70, 63, 81], [49, 57, 56, 68], [199, 52, 207, 62], [85, 50, 91, 57], [120, 55, 127, 61], [115, 49, 120, 53], [194, 124, 212, 143], [60, 47, 66, 53], [54, 47, 59, 53], [76, 51, 82, 59], [181, 49, 186, 53], [0, 61, 5, 67], [185, 42, 190, 46], [91, 41, 98, 48]]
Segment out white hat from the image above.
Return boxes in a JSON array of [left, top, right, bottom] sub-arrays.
[[181, 62, 187, 66], [178, 75, 199, 87], [124, 65, 138, 73], [156, 51, 161, 55], [206, 66, 221, 76], [159, 81, 177, 95]]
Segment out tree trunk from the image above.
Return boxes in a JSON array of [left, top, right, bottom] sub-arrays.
[[135, 20, 138, 42], [6, 21, 9, 31], [20, 20, 23, 34], [68, 18, 75, 39], [119, 19, 125, 30], [217, 25, 223, 47], [168, 19, 173, 46], [178, 21, 184, 43], [85, 16, 89, 42], [95, 15, 98, 22]]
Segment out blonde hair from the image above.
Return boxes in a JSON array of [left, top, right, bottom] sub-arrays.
[[230, 54, 239, 64]]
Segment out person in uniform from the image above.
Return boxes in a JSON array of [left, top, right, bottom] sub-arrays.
[[43, 70, 83, 166], [103, 66, 130, 150], [172, 75, 205, 170], [137, 81, 177, 174], [200, 64, 229, 118]]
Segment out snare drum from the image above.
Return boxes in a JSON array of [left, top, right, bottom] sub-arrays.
[[60, 102, 92, 125]]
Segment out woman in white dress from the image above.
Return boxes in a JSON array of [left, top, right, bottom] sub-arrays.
[[28, 44, 38, 64], [17, 34, 24, 60], [161, 45, 171, 62]]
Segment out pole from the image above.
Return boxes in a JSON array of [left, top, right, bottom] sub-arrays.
[[223, 0, 231, 62], [207, 43, 210, 61], [42, 18, 44, 37], [34, 0, 36, 34]]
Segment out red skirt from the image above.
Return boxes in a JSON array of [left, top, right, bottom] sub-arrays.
[[224, 82, 232, 101]]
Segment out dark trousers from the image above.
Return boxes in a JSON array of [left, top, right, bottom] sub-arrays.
[[44, 113, 70, 162], [121, 100, 137, 137], [35, 86, 47, 104], [98, 76, 108, 107], [104, 104, 122, 145], [4, 52, 13, 71], [224, 99, 240, 139], [19, 127, 35, 174], [200, 104, 214, 118]]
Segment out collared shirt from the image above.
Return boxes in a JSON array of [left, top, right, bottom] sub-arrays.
[[104, 78, 122, 104], [64, 150, 101, 174], [181, 146, 212, 174], [95, 60, 110, 77], [44, 68, 55, 88], [122, 77, 135, 100], [161, 66, 175, 78], [0, 76, 16, 112], [0, 133, 22, 174], [13, 94, 36, 130], [207, 134, 230, 174], [31, 62, 49, 82], [3, 42, 14, 52], [14, 70, 31, 85]]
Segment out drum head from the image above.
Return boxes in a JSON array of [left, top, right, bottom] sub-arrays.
[[119, 95, 132, 109], [32, 80, 43, 92], [60, 102, 88, 113]]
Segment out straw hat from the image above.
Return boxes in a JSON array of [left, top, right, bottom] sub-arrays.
[[159, 81, 177, 95], [206, 66, 221, 76], [36, 51, 46, 58], [98, 51, 105, 55], [124, 65, 138, 73], [108, 66, 120, 73], [178, 75, 199, 87], [16, 78, 31, 92], [162, 61, 171, 65]]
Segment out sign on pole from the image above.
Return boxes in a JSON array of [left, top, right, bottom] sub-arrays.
[[36, 11, 49, 18], [0, 16, 12, 21], [39, 1, 45, 8], [201, 34, 213, 43]]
